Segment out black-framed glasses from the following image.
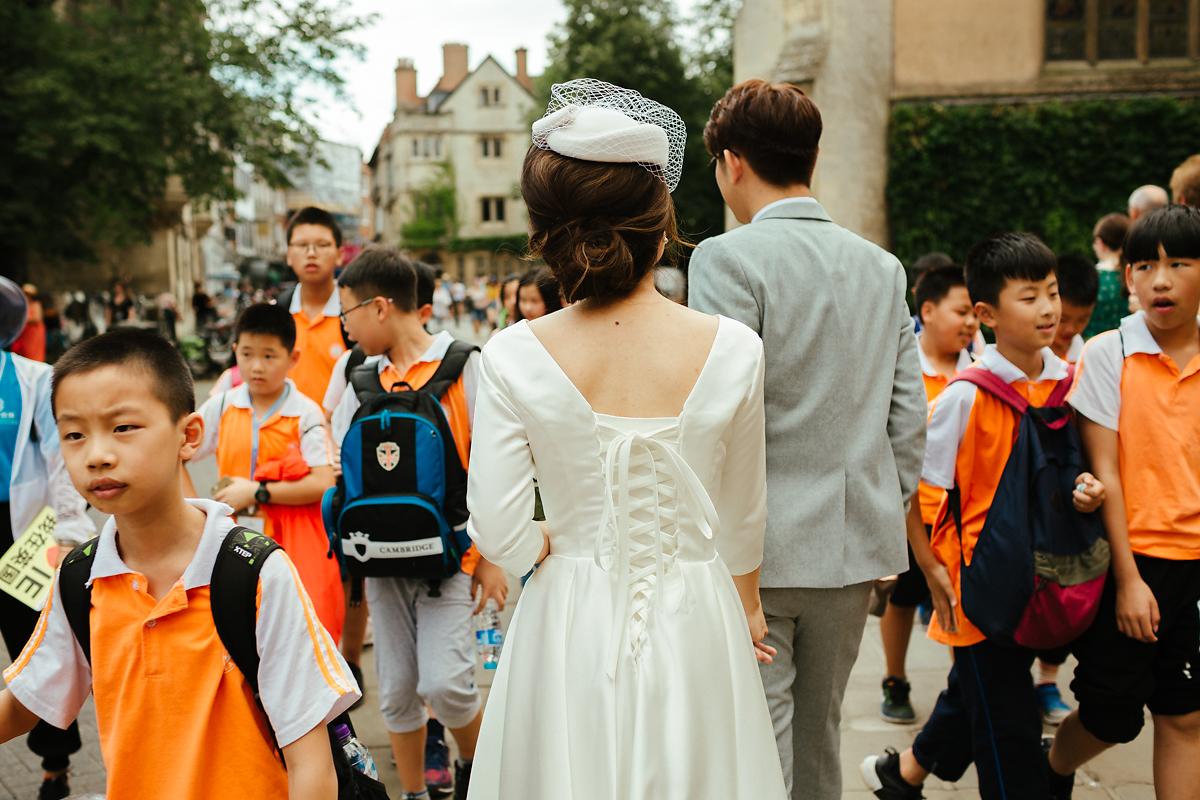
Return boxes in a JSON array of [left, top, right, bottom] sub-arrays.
[[339, 296, 381, 324]]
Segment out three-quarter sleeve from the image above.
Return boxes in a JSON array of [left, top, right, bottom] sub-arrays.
[[466, 348, 543, 576], [714, 343, 768, 576]]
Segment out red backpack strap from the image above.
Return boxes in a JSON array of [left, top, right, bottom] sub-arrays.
[[948, 366, 1030, 414], [1044, 363, 1076, 408]]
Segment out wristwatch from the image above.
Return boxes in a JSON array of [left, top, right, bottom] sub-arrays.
[[254, 482, 272, 506]]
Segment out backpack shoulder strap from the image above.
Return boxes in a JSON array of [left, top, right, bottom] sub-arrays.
[[1045, 363, 1076, 408], [349, 362, 383, 403], [276, 286, 295, 314], [59, 537, 100, 663], [424, 340, 479, 399], [209, 526, 281, 698], [949, 366, 1029, 414], [342, 345, 367, 382]]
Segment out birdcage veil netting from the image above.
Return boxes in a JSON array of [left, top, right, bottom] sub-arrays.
[[531, 78, 687, 192]]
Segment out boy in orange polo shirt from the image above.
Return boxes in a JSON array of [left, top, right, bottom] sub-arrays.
[[862, 233, 1104, 800], [189, 302, 345, 642], [285, 206, 349, 404], [880, 264, 977, 724], [0, 328, 359, 800], [1049, 206, 1200, 800], [331, 247, 508, 800]]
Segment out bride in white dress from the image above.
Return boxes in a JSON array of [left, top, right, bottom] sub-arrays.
[[465, 80, 786, 800]]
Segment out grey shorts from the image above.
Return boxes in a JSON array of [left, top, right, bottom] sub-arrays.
[[366, 571, 482, 733]]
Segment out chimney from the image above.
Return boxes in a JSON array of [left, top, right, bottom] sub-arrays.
[[394, 59, 419, 109], [515, 47, 532, 90], [437, 43, 469, 92]]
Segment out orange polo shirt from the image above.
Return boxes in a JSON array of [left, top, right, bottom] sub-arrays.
[[3, 499, 359, 800], [289, 285, 346, 404], [330, 332, 480, 574], [916, 343, 975, 526], [1070, 313, 1200, 560], [921, 345, 1071, 647]]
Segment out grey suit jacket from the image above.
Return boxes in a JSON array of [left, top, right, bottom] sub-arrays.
[[689, 199, 926, 589]]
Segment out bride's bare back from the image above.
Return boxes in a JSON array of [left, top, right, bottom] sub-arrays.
[[528, 274, 720, 419]]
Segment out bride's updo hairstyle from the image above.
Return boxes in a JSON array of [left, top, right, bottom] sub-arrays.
[[524, 79, 688, 304], [521, 148, 680, 304]]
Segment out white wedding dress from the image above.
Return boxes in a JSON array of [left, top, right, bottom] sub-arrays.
[[465, 316, 786, 800]]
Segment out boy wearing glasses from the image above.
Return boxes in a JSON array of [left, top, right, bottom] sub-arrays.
[[283, 206, 348, 405]]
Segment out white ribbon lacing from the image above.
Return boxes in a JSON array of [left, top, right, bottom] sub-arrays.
[[593, 430, 719, 678]]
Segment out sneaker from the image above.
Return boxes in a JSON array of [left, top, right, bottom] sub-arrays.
[[347, 661, 365, 711], [1042, 736, 1074, 800], [38, 775, 70, 800], [425, 719, 453, 798], [453, 759, 473, 800], [860, 749, 924, 799], [880, 676, 917, 724], [1037, 683, 1072, 726]]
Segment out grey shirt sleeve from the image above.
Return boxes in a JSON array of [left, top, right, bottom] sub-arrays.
[[885, 260, 928, 504], [687, 237, 761, 334]]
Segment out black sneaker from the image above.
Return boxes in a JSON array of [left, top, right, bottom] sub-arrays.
[[37, 775, 69, 800], [453, 759, 473, 800], [347, 661, 365, 710], [1043, 736, 1074, 800], [881, 676, 917, 723], [425, 718, 453, 798], [860, 749, 924, 799]]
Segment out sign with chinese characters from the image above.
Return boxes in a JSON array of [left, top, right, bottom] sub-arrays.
[[0, 507, 58, 611]]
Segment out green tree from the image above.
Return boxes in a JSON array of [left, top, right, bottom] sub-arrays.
[[538, 0, 729, 243], [401, 162, 458, 251], [0, 0, 370, 279]]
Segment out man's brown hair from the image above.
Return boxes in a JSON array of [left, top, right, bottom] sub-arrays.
[[703, 79, 822, 188], [1170, 154, 1200, 206]]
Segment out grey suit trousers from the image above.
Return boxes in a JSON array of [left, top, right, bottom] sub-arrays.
[[760, 583, 872, 800]]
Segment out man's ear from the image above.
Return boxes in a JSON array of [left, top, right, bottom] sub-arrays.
[[179, 411, 204, 462], [724, 150, 745, 183], [974, 300, 998, 330]]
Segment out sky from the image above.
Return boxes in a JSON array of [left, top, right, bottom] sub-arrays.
[[310, 0, 697, 159]]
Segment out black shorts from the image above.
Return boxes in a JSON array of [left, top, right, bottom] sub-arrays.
[[1071, 555, 1200, 744], [890, 526, 932, 608]]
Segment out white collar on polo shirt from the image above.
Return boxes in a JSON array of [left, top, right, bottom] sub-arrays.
[[288, 284, 341, 318], [917, 338, 975, 378], [979, 344, 1070, 384]]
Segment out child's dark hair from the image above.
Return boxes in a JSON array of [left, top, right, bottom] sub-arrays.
[[965, 232, 1057, 307], [52, 329, 195, 420], [338, 247, 418, 312], [1055, 254, 1100, 308], [286, 206, 343, 248], [235, 303, 296, 351], [1124, 205, 1200, 264], [513, 267, 565, 322], [910, 251, 955, 275], [1092, 213, 1130, 253], [914, 264, 967, 320], [414, 261, 437, 307]]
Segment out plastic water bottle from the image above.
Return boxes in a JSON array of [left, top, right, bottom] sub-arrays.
[[333, 722, 379, 780], [476, 599, 504, 670]]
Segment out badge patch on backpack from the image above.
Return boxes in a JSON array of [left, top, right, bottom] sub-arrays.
[[376, 442, 400, 471]]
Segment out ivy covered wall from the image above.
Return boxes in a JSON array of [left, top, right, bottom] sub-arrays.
[[887, 97, 1200, 269]]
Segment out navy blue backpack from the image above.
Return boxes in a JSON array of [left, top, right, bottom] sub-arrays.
[[323, 341, 477, 597], [946, 365, 1110, 649]]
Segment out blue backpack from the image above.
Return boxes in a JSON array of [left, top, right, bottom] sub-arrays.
[[323, 341, 477, 597], [946, 365, 1110, 649]]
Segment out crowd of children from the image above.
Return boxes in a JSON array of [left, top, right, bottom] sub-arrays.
[[0, 179, 1197, 800]]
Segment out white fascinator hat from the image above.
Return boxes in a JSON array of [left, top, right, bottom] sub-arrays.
[[531, 78, 687, 192]]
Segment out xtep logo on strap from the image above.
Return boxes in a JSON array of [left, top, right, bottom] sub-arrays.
[[343, 531, 445, 562]]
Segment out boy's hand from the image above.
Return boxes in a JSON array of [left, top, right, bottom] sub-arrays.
[[1072, 473, 1106, 514], [471, 558, 509, 614], [214, 477, 257, 512], [1116, 576, 1160, 643], [923, 561, 959, 634]]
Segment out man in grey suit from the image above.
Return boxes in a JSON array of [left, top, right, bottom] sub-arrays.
[[689, 79, 927, 800]]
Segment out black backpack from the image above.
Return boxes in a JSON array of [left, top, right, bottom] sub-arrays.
[[322, 341, 477, 600], [58, 528, 389, 800]]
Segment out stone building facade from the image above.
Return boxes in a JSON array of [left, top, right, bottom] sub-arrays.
[[734, 0, 1200, 246], [370, 43, 538, 281]]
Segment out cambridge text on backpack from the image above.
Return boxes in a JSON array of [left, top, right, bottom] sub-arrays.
[[323, 341, 477, 589], [946, 365, 1110, 650]]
